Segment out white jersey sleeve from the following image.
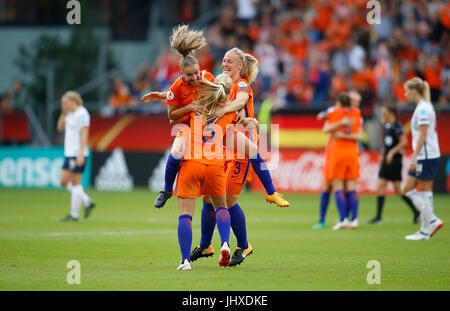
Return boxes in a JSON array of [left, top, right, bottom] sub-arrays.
[[411, 100, 440, 160], [64, 106, 90, 157]]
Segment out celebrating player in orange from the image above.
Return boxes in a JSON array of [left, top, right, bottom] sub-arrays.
[[141, 25, 215, 208], [323, 93, 362, 230]]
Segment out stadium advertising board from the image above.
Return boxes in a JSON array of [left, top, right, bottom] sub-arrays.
[[91, 148, 167, 191], [250, 149, 449, 194], [0, 147, 91, 188], [90, 147, 449, 193]]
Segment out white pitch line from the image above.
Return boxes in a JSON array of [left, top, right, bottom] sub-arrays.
[[0, 229, 175, 238]]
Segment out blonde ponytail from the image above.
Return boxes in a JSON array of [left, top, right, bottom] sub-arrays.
[[404, 77, 432, 103], [228, 47, 259, 84], [169, 25, 207, 69], [423, 80, 431, 103], [197, 74, 232, 122]]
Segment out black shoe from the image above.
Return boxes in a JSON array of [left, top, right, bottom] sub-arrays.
[[154, 191, 172, 208], [229, 244, 253, 267], [413, 212, 420, 224], [84, 202, 96, 219], [367, 217, 382, 225], [61, 214, 78, 222], [190, 245, 215, 262]]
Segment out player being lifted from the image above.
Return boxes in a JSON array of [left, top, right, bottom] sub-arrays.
[[142, 25, 213, 207], [323, 93, 363, 230], [402, 77, 443, 240], [57, 91, 96, 221], [367, 104, 420, 225]]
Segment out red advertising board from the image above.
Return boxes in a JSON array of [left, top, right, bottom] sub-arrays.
[[250, 149, 413, 194]]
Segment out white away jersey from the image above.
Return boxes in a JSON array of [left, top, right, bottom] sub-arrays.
[[64, 106, 90, 157], [410, 99, 440, 160]]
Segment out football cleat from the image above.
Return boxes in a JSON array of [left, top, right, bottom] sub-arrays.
[[177, 259, 192, 271], [332, 218, 349, 230], [312, 222, 326, 229], [84, 202, 96, 219], [429, 218, 443, 237], [154, 191, 172, 208], [218, 242, 231, 267], [405, 231, 430, 240], [229, 244, 253, 267], [367, 217, 383, 225], [61, 214, 78, 222], [190, 245, 215, 262], [266, 192, 290, 207], [350, 219, 359, 229]]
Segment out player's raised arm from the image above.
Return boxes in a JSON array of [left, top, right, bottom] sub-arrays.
[[209, 92, 249, 120], [322, 117, 353, 133], [141, 91, 167, 102], [167, 102, 203, 121]]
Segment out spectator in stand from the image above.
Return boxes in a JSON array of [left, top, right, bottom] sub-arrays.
[[254, 38, 278, 95], [309, 52, 331, 108], [374, 3, 393, 41], [127, 0, 449, 111], [373, 42, 393, 101], [235, 0, 258, 26], [109, 78, 135, 113], [0, 92, 14, 115], [424, 53, 443, 103], [11, 80, 25, 109], [440, 52, 450, 107], [348, 39, 366, 72]]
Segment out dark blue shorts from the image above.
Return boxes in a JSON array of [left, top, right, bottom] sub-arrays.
[[408, 158, 440, 180], [62, 157, 86, 173]]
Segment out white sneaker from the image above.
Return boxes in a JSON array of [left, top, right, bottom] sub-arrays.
[[429, 218, 443, 237], [332, 218, 349, 230], [405, 231, 430, 240], [177, 259, 192, 271], [218, 242, 230, 267], [350, 219, 359, 229]]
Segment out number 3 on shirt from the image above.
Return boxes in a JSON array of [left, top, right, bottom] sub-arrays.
[[233, 162, 241, 176]]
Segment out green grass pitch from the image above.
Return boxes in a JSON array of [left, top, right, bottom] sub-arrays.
[[0, 188, 449, 291]]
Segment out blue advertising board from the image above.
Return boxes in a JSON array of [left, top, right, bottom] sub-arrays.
[[0, 147, 91, 188]]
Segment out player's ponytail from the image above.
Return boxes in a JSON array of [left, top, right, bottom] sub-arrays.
[[62, 90, 83, 106], [404, 77, 432, 103], [228, 47, 259, 84], [197, 74, 232, 122], [423, 80, 431, 103], [170, 25, 207, 70]]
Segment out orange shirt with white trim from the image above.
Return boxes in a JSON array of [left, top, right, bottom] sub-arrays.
[[165, 70, 215, 108]]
